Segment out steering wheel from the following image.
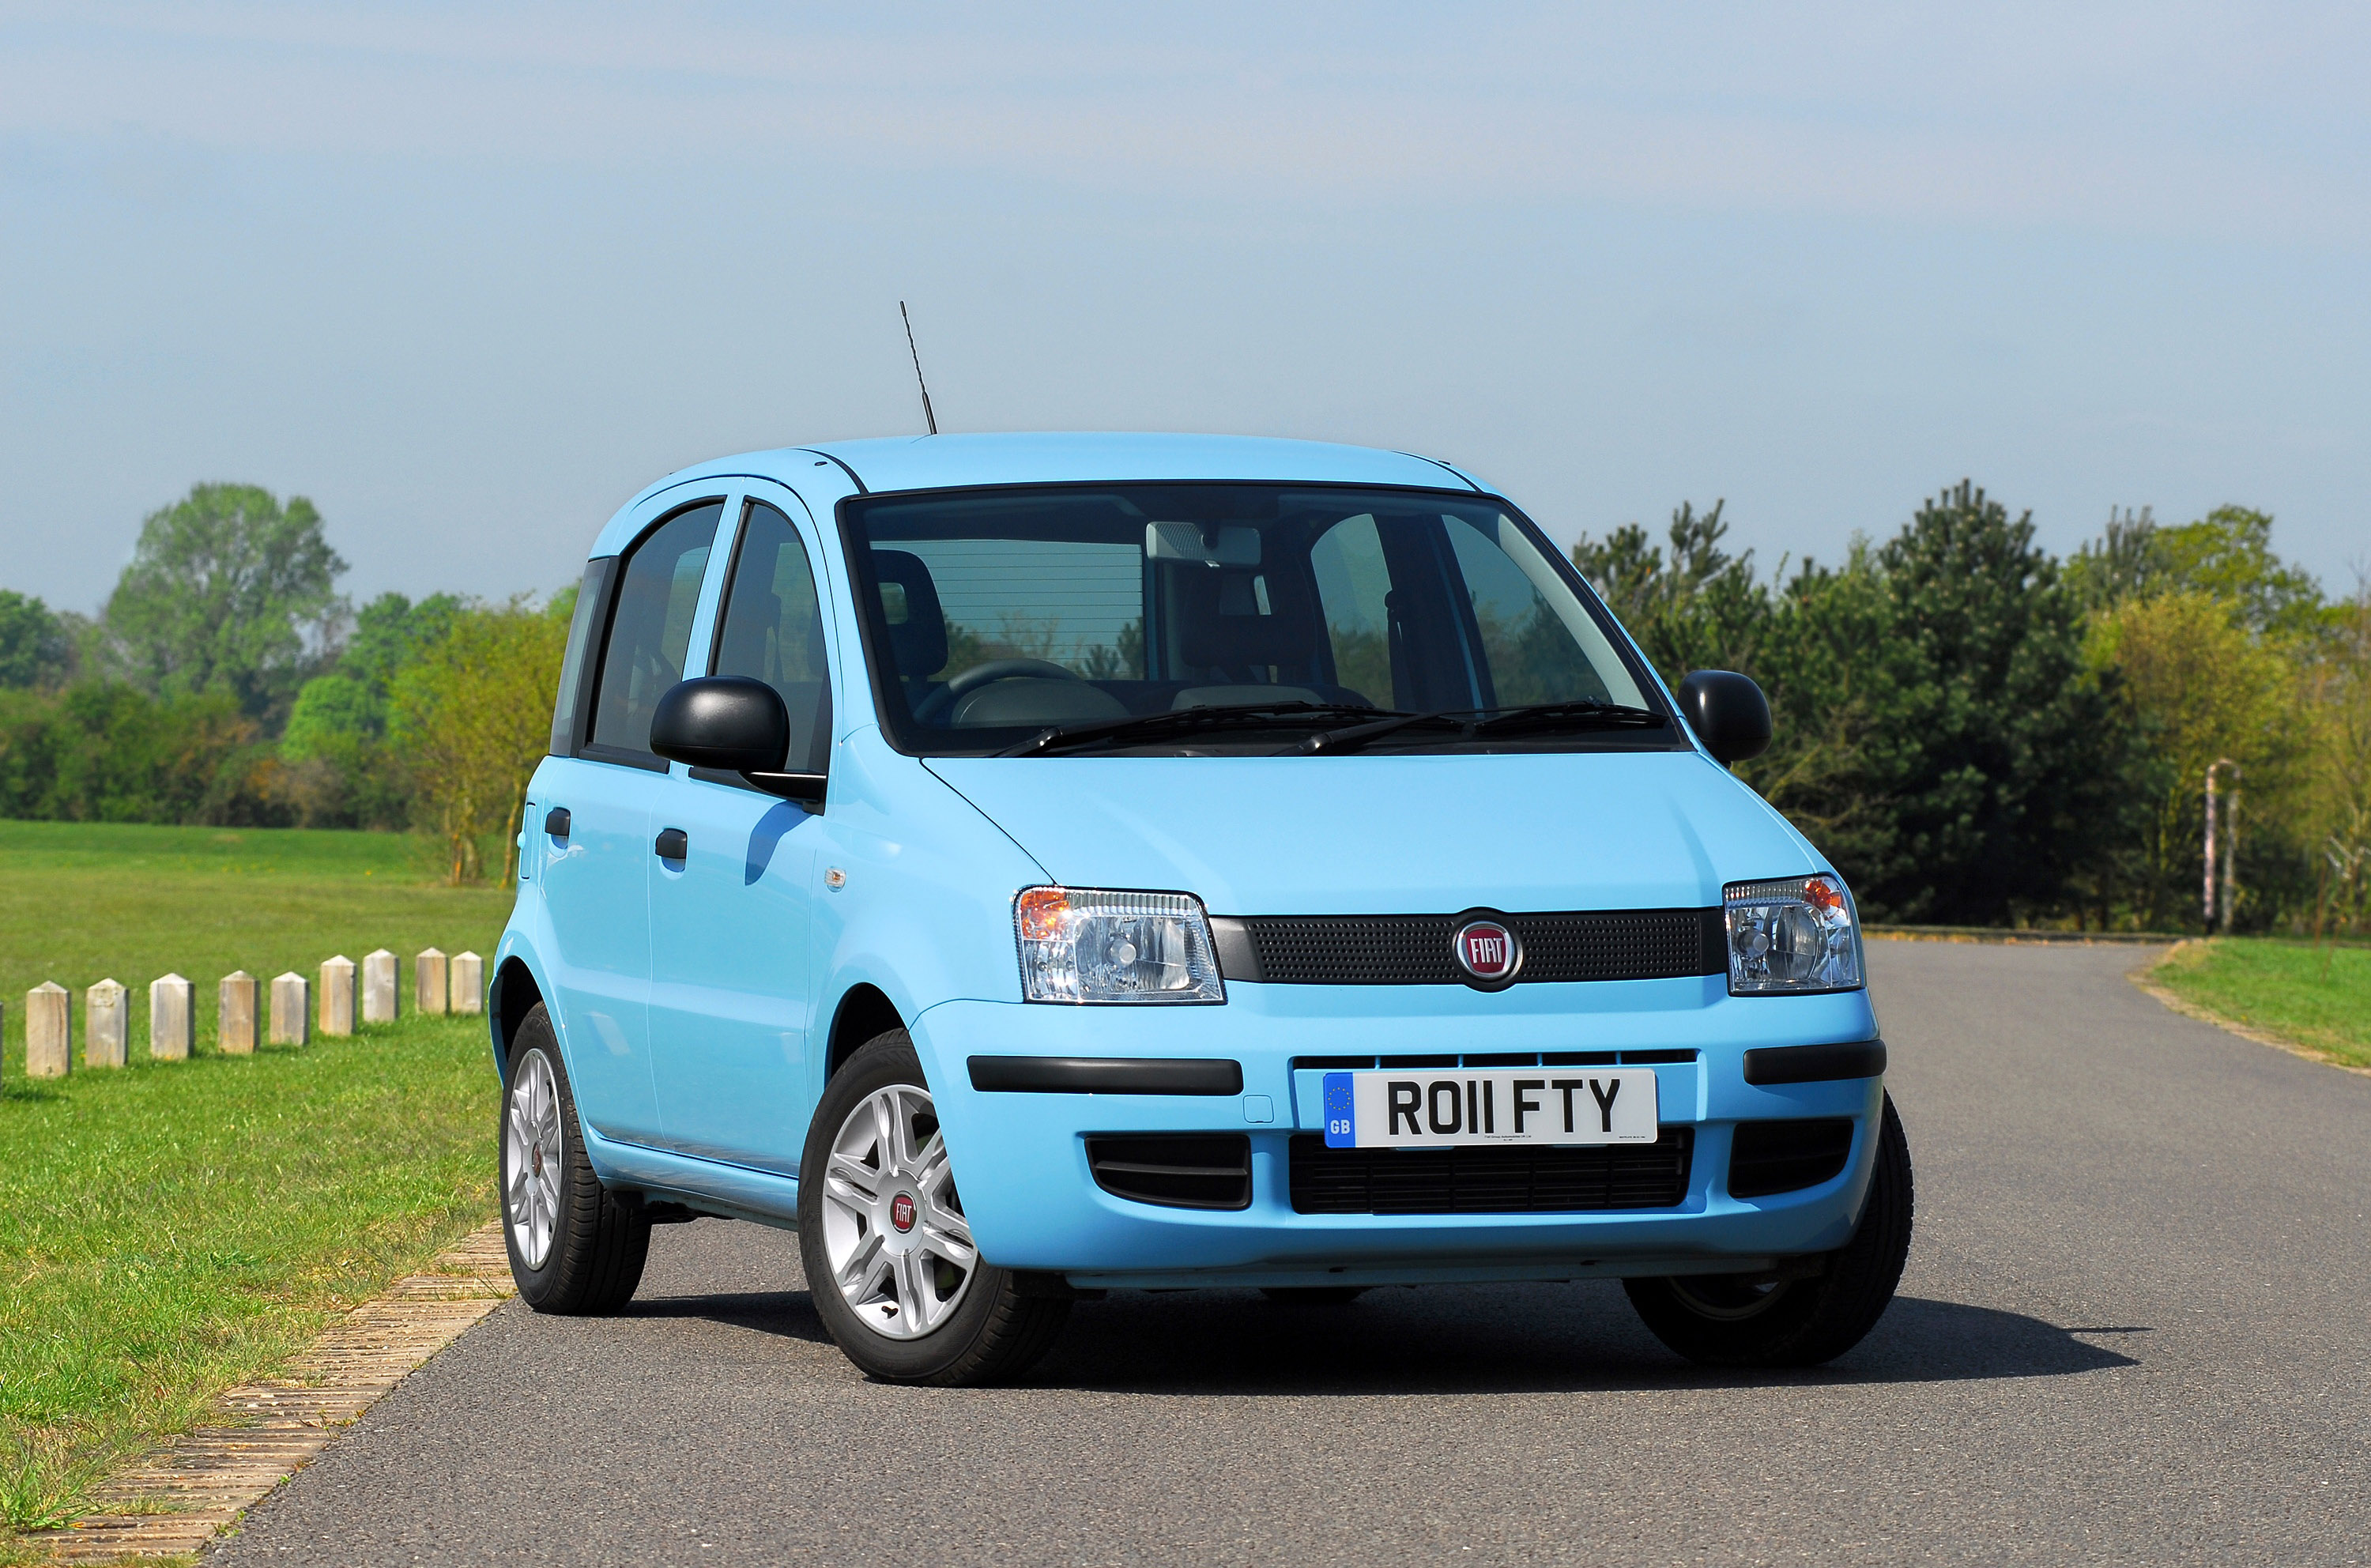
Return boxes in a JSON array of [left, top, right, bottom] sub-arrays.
[[913, 658, 1084, 722]]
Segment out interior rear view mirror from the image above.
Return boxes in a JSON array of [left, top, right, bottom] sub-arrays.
[[1146, 522, 1261, 567]]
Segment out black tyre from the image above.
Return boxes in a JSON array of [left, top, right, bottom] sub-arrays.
[[1624, 1092, 1913, 1367], [501, 1004, 650, 1314], [797, 1031, 1069, 1385]]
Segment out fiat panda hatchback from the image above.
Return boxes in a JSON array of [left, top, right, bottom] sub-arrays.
[[494, 433, 1909, 1385]]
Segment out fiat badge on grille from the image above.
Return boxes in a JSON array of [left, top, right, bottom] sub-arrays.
[[1452, 917, 1521, 985]]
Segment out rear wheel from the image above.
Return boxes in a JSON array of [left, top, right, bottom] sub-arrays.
[[1624, 1092, 1913, 1367], [797, 1031, 1069, 1385], [501, 1005, 650, 1313]]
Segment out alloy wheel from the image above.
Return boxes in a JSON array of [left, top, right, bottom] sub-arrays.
[[818, 1084, 978, 1340], [505, 1048, 564, 1269]]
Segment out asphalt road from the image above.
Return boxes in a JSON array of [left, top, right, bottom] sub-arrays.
[[213, 942, 2370, 1566]]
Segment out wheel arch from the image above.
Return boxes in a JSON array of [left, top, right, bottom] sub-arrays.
[[491, 955, 547, 1083], [824, 982, 906, 1083]]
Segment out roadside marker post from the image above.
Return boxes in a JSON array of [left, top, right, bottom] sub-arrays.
[[416, 948, 449, 1016], [150, 974, 194, 1061], [319, 956, 356, 1038], [219, 971, 259, 1055], [451, 952, 484, 1015], [27, 982, 70, 1078], [363, 949, 398, 1026], [85, 979, 129, 1069], [270, 973, 310, 1046]]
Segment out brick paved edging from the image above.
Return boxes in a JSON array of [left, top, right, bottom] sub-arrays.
[[32, 1222, 515, 1563]]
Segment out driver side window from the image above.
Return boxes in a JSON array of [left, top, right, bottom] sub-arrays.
[[711, 500, 831, 772]]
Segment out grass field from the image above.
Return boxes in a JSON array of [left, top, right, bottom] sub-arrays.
[[2149, 937, 2371, 1071], [0, 820, 512, 1073], [0, 821, 515, 1551]]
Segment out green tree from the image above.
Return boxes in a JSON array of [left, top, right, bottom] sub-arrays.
[[1833, 483, 2128, 922], [390, 601, 567, 884], [2087, 591, 2301, 929], [2069, 503, 2322, 638], [2307, 586, 2371, 931], [103, 484, 347, 719], [1571, 500, 1771, 679], [0, 590, 71, 689]]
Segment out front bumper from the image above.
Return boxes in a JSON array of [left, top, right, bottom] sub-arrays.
[[907, 976, 1885, 1287]]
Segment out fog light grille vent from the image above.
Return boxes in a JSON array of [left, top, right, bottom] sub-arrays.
[[1085, 1134, 1252, 1211], [1727, 1118, 1854, 1199]]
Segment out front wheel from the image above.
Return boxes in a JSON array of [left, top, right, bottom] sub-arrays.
[[797, 1031, 1069, 1385], [1624, 1092, 1913, 1367]]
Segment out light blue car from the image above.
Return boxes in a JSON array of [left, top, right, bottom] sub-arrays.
[[493, 433, 1911, 1385]]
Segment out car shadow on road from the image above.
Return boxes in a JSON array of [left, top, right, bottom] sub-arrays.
[[1022, 1281, 2142, 1396], [618, 1290, 838, 1346]]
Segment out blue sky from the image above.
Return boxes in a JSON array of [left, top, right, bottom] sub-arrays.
[[3, 2, 2365, 612]]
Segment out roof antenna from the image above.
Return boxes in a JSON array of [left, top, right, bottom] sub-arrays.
[[899, 300, 938, 435]]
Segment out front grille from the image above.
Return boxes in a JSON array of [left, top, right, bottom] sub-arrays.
[[1211, 909, 1725, 986], [1085, 1134, 1252, 1211], [1727, 1118, 1854, 1199], [1287, 1129, 1693, 1215]]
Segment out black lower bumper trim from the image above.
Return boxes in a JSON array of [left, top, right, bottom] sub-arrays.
[[967, 1055, 1244, 1095], [1740, 1038, 1887, 1086]]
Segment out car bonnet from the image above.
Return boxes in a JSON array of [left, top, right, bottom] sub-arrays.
[[923, 751, 1819, 914]]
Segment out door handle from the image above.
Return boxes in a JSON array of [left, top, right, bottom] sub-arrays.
[[545, 806, 571, 840], [654, 827, 688, 860]]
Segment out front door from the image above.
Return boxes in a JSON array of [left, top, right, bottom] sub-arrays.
[[540, 492, 727, 1144], [647, 488, 834, 1172]]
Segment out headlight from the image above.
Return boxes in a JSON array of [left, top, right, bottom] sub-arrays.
[[1724, 874, 1864, 994], [1013, 887, 1227, 1004]]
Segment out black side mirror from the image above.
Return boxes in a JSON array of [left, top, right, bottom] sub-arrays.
[[650, 677, 825, 801], [1674, 670, 1773, 765]]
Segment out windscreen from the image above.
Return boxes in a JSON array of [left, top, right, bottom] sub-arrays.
[[845, 484, 1659, 754]]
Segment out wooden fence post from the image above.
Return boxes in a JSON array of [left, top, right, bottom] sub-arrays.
[[450, 952, 484, 1016], [28, 982, 70, 1078], [363, 949, 398, 1025], [220, 971, 258, 1055], [85, 978, 129, 1069], [150, 974, 194, 1061], [319, 956, 355, 1038], [270, 972, 311, 1046], [415, 948, 449, 1016]]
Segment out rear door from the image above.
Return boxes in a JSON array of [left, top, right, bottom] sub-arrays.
[[646, 485, 835, 1172], [537, 492, 728, 1144]]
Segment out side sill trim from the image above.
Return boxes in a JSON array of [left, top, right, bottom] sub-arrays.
[[1740, 1038, 1887, 1087], [967, 1055, 1245, 1095]]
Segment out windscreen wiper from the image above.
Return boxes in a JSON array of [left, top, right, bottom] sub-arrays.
[[1468, 699, 1666, 735], [1296, 709, 1465, 754], [999, 702, 1403, 757], [1302, 698, 1667, 756]]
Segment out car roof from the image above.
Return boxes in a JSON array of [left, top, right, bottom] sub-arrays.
[[593, 432, 1490, 557]]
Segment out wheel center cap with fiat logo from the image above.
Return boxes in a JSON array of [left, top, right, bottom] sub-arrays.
[[1452, 915, 1522, 987], [890, 1193, 918, 1233]]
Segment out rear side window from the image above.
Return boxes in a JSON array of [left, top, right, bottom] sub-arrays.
[[585, 500, 723, 760], [711, 500, 831, 772], [548, 558, 613, 756]]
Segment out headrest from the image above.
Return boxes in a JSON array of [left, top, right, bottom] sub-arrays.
[[869, 550, 948, 679], [1176, 567, 1317, 670]]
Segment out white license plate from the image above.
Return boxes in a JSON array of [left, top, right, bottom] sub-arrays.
[[1321, 1068, 1660, 1150]]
